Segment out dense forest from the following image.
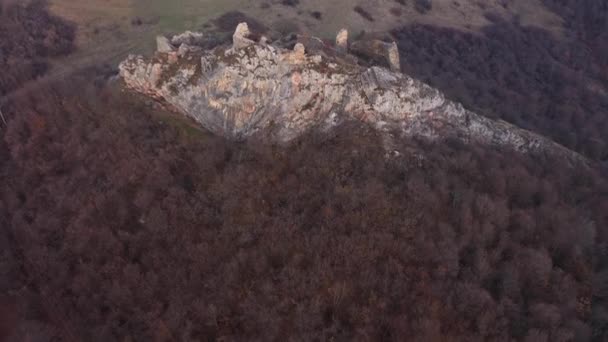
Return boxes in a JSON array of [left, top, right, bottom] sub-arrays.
[[392, 0, 608, 162], [2, 79, 608, 341], [0, 0, 75, 96], [1, 1, 608, 341]]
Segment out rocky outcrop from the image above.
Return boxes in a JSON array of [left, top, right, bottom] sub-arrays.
[[387, 42, 401, 72], [336, 29, 348, 52], [232, 23, 254, 50], [120, 24, 586, 165]]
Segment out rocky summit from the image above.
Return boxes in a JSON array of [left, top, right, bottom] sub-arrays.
[[119, 24, 584, 164]]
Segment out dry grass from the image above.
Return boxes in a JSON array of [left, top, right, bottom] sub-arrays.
[[43, 0, 565, 87], [48, 0, 564, 50], [49, 0, 134, 46]]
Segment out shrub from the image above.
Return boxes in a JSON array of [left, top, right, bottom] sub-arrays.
[[354, 6, 375, 21], [310, 10, 322, 20], [414, 0, 432, 14], [281, 0, 299, 7], [390, 7, 403, 16], [214, 11, 268, 33]]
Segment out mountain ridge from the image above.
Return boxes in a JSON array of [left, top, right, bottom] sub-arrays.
[[119, 23, 587, 167]]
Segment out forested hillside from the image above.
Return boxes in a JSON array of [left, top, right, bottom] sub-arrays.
[[1, 1, 607, 341], [392, 0, 608, 161], [2, 79, 607, 340], [0, 0, 74, 96]]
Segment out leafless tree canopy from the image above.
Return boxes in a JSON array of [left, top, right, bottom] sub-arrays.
[[1, 1, 607, 341], [0, 0, 74, 96], [392, 0, 608, 161]]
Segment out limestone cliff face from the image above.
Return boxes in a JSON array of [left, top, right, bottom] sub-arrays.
[[119, 25, 584, 164]]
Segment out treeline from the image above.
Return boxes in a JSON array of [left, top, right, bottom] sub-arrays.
[[1, 77, 607, 340], [0, 0, 75, 96], [391, 4, 608, 161]]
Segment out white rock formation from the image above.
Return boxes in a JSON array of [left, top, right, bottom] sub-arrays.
[[387, 42, 401, 72], [232, 22, 254, 50], [336, 29, 348, 52], [156, 36, 175, 53], [288, 43, 306, 64], [119, 26, 586, 165]]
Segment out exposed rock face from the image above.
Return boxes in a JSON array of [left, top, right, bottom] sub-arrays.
[[120, 24, 585, 164]]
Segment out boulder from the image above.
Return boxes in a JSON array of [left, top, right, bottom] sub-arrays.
[[293, 43, 305, 56], [156, 36, 175, 53], [387, 42, 401, 72], [336, 29, 348, 52], [233, 22, 254, 49]]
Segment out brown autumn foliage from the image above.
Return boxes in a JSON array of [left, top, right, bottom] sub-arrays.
[[1, 1, 608, 341], [414, 0, 432, 14], [1, 77, 607, 341], [391, 1, 608, 162], [0, 0, 75, 96]]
